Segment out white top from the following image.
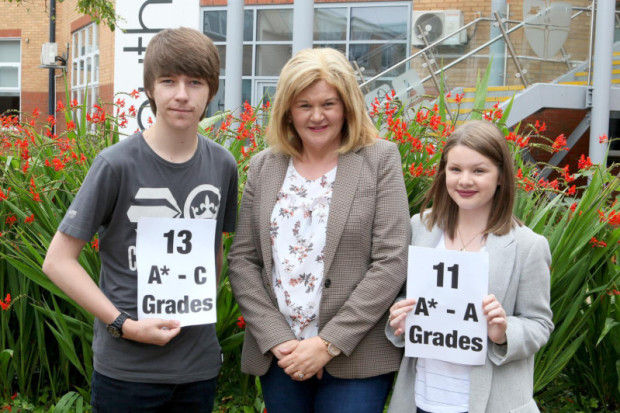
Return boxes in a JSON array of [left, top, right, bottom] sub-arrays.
[[270, 160, 337, 339], [414, 233, 476, 413]]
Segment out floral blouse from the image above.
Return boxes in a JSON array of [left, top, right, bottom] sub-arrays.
[[270, 159, 337, 339]]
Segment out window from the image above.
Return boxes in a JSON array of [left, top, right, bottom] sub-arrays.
[[71, 24, 99, 114], [0, 39, 21, 115], [201, 2, 410, 113]]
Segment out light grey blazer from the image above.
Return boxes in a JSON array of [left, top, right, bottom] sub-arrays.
[[387, 214, 553, 413], [228, 139, 410, 378]]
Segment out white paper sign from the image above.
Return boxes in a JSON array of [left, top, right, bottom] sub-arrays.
[[136, 217, 217, 326], [114, 0, 200, 135], [406, 246, 489, 365]]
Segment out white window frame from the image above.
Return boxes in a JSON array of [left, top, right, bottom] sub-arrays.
[[0, 38, 21, 96], [201, 1, 411, 108], [71, 23, 99, 114]]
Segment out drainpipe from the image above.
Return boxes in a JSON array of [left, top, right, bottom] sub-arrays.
[[48, 0, 56, 117], [589, 0, 614, 165]]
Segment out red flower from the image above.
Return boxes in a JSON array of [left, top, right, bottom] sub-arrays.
[[24, 214, 34, 224], [116, 98, 126, 108], [130, 89, 140, 99], [552, 134, 568, 152], [236, 316, 246, 329], [66, 120, 76, 130], [589, 237, 607, 248], [570, 202, 577, 212], [56, 100, 65, 111], [91, 238, 99, 252], [408, 163, 425, 177], [70, 99, 79, 109], [0, 294, 11, 311], [5, 215, 17, 226], [32, 108, 40, 118], [599, 134, 608, 144], [578, 154, 593, 170], [567, 185, 576, 195], [0, 187, 10, 201]]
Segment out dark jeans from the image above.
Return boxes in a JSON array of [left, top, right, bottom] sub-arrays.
[[91, 370, 216, 413], [260, 359, 394, 413]]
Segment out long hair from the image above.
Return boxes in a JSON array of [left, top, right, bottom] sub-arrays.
[[420, 120, 519, 238], [266, 48, 377, 157]]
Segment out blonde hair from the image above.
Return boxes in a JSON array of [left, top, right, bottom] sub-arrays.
[[266, 48, 377, 156], [420, 120, 519, 238]]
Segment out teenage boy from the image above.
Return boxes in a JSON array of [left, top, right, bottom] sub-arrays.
[[43, 28, 237, 412]]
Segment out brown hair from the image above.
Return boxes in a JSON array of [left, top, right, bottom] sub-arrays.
[[143, 27, 220, 118], [266, 48, 376, 156], [420, 120, 519, 238]]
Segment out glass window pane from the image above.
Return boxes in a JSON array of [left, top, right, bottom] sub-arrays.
[[257, 9, 292, 41], [351, 6, 408, 41], [72, 62, 78, 86], [206, 79, 225, 117], [242, 79, 252, 106], [86, 57, 92, 85], [204, 10, 227, 41], [0, 40, 20, 62], [0, 67, 18, 87], [85, 26, 91, 54], [314, 8, 347, 41], [256, 45, 291, 76], [243, 45, 252, 76], [94, 54, 99, 83], [79, 30, 84, 56], [244, 9, 254, 41], [92, 25, 98, 52], [79, 60, 85, 86], [217, 45, 226, 74], [314, 44, 346, 54], [349, 43, 407, 77], [73, 33, 78, 59]]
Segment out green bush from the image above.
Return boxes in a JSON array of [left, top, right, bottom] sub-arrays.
[[0, 80, 618, 412]]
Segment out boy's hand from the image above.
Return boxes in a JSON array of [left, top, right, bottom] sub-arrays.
[[122, 318, 181, 346]]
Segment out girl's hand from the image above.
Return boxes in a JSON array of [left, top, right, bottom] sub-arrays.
[[389, 298, 416, 336], [483, 294, 508, 344]]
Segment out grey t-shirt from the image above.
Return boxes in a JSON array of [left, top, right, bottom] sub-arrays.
[[59, 132, 238, 383]]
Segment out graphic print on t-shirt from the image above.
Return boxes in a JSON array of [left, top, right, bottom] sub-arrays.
[[126, 185, 221, 222], [125, 185, 221, 271]]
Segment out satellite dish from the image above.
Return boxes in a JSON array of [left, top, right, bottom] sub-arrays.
[[524, 0, 572, 59], [414, 13, 444, 45]]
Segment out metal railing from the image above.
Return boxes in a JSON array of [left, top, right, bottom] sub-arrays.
[[358, 4, 600, 108]]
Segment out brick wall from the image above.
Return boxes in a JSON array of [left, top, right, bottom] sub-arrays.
[[0, 0, 115, 117]]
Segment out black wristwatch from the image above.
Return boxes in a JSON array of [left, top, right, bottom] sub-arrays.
[[106, 312, 130, 338]]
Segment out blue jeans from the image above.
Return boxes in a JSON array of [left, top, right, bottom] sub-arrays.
[[260, 359, 394, 413], [91, 370, 216, 413]]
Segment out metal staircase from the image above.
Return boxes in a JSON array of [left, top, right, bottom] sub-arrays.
[[358, 3, 620, 165]]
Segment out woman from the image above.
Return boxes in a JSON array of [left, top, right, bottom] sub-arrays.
[[386, 121, 553, 413], [228, 48, 410, 413]]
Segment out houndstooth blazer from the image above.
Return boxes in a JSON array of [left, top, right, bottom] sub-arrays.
[[228, 139, 411, 378]]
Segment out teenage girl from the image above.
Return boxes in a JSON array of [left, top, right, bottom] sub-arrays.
[[386, 120, 553, 413]]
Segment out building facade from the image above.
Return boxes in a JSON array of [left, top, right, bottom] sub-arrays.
[[0, 0, 618, 167]]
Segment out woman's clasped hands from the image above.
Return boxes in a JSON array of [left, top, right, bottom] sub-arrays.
[[272, 337, 333, 381]]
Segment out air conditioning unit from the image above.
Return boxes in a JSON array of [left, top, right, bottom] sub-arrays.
[[41, 43, 58, 65], [412, 10, 467, 47]]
